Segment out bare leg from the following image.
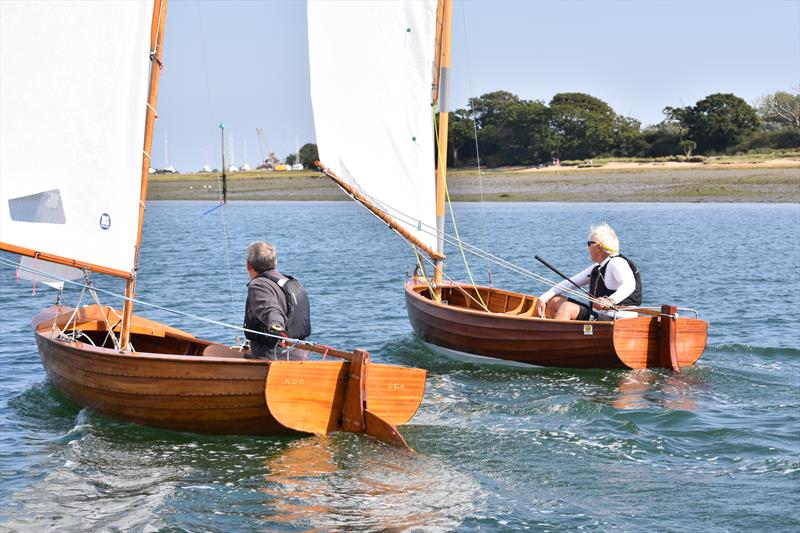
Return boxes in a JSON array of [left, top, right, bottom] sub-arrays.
[[549, 295, 582, 321], [545, 295, 567, 318]]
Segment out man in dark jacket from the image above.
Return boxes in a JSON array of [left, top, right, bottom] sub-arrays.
[[243, 241, 306, 359]]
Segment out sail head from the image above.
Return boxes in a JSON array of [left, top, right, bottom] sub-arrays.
[[308, 0, 438, 252]]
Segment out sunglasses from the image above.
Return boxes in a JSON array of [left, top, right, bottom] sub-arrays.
[[587, 241, 596, 247]]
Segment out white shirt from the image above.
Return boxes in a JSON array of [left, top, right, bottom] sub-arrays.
[[540, 255, 637, 319]]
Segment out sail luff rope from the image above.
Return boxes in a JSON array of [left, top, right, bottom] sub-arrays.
[[195, 2, 238, 341]]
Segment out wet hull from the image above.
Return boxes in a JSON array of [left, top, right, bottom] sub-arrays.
[[34, 305, 426, 437], [405, 283, 707, 369]]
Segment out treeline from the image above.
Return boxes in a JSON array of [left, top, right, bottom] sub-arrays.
[[446, 89, 800, 167]]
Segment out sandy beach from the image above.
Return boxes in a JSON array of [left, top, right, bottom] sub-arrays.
[[148, 158, 800, 203]]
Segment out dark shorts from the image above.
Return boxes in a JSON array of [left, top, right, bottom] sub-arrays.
[[567, 297, 598, 321]]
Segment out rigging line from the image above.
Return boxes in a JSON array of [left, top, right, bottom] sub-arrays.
[[149, 0, 164, 58], [432, 104, 488, 310], [407, 239, 491, 312], [458, 0, 491, 281], [330, 175, 596, 303], [413, 248, 440, 303], [195, 2, 238, 340], [319, 170, 606, 306], [2, 257, 321, 349]]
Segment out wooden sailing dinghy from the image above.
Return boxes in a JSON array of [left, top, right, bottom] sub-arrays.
[[0, 0, 424, 447], [307, 0, 707, 370]]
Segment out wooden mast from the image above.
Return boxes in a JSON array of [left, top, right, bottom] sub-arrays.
[[433, 0, 452, 288], [121, 0, 168, 350]]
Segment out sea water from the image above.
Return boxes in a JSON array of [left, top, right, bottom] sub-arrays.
[[1, 201, 798, 531]]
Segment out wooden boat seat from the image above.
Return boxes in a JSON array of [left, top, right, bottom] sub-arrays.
[[202, 343, 247, 359], [517, 297, 539, 317], [503, 298, 526, 315]]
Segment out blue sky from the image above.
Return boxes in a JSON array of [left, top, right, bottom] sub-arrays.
[[155, 0, 800, 172]]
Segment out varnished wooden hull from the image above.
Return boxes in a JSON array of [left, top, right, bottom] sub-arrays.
[[405, 283, 707, 369], [33, 305, 426, 437]]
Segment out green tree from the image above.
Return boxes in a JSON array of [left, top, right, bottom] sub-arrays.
[[447, 107, 475, 167], [613, 116, 645, 157], [679, 140, 697, 157], [468, 91, 524, 166], [642, 121, 682, 157], [666, 93, 759, 153], [549, 92, 617, 159], [285, 154, 297, 166], [298, 143, 319, 169], [755, 89, 800, 129]]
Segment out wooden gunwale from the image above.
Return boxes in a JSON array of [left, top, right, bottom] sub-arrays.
[[405, 282, 707, 369], [405, 282, 621, 368], [35, 328, 289, 435], [33, 305, 426, 437]]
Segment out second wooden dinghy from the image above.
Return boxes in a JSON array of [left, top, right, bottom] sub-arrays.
[[405, 282, 707, 370], [307, 0, 709, 371]]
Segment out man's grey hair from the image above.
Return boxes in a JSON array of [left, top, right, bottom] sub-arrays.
[[246, 241, 277, 273], [588, 223, 620, 253]]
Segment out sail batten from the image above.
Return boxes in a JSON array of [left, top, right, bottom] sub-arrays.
[[308, 0, 438, 252], [0, 1, 155, 276]]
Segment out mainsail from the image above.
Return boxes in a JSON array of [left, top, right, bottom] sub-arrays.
[[0, 1, 155, 277], [307, 0, 438, 252]]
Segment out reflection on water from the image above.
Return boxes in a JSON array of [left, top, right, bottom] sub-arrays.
[[2, 202, 798, 530], [261, 436, 337, 529], [612, 370, 700, 411], [259, 435, 482, 532]]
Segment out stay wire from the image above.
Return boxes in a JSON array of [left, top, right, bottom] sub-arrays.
[[196, 3, 239, 341], [1, 256, 311, 348], [432, 107, 488, 310], [459, 0, 492, 282], [327, 176, 605, 307]]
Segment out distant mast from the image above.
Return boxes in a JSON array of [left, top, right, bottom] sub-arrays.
[[219, 122, 227, 203]]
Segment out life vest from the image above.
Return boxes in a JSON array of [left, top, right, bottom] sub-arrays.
[[590, 254, 642, 306], [257, 271, 312, 340], [243, 272, 311, 346]]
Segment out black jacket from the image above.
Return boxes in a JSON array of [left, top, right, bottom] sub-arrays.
[[244, 270, 288, 357]]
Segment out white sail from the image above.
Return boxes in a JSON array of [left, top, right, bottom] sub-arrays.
[[17, 257, 84, 291], [308, 0, 438, 251], [0, 1, 155, 276]]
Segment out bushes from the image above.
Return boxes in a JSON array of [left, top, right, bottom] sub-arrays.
[[731, 128, 800, 153]]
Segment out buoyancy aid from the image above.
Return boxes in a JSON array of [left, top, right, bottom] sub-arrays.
[[589, 254, 642, 306], [259, 271, 311, 340]]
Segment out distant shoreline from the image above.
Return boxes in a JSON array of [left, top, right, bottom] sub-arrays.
[[147, 158, 800, 203]]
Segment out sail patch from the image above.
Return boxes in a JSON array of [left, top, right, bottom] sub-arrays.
[[8, 189, 67, 224]]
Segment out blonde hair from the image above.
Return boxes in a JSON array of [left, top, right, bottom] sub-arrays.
[[246, 241, 277, 273], [588, 223, 619, 253]]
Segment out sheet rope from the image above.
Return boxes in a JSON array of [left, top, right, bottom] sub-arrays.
[[322, 170, 607, 308], [1, 256, 323, 349]]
